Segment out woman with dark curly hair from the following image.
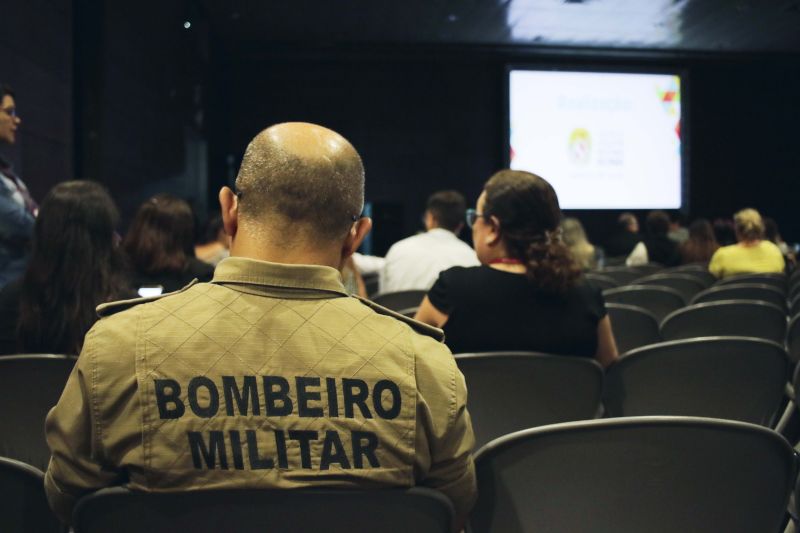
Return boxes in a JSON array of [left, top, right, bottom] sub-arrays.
[[414, 170, 617, 366]]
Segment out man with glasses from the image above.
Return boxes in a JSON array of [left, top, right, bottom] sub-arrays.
[[44, 122, 477, 530], [0, 83, 36, 288]]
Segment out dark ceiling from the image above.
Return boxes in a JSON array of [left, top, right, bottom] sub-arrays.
[[201, 0, 800, 54]]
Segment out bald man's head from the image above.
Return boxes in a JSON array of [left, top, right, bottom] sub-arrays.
[[235, 123, 364, 243]]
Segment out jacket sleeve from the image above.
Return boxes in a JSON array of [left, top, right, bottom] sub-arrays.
[[43, 325, 123, 524], [0, 184, 34, 244], [413, 334, 477, 531]]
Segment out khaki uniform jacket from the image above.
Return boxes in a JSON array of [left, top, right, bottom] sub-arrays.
[[44, 257, 476, 525]]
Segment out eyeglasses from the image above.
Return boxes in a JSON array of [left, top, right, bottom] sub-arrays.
[[1, 107, 16, 118], [465, 208, 488, 228]]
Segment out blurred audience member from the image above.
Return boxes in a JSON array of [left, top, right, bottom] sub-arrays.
[[342, 256, 367, 297], [667, 211, 689, 244], [415, 170, 617, 367], [0, 181, 131, 355], [626, 210, 681, 267], [679, 219, 719, 265], [713, 218, 736, 246], [561, 217, 597, 270], [380, 190, 478, 293], [709, 208, 784, 278], [0, 83, 37, 288], [763, 217, 794, 260], [604, 212, 640, 258], [194, 214, 230, 266], [124, 194, 213, 294]]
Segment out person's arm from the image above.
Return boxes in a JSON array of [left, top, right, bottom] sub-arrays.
[[44, 326, 123, 524], [708, 248, 723, 278], [414, 295, 449, 328], [414, 336, 477, 532], [0, 189, 34, 244], [595, 315, 619, 368]]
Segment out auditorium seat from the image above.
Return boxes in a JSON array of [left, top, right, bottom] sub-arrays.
[[470, 417, 795, 533], [584, 272, 618, 290], [602, 285, 685, 322], [454, 352, 603, 449], [0, 354, 76, 470], [665, 266, 716, 288], [605, 303, 661, 354], [590, 267, 642, 286], [660, 300, 787, 344], [691, 283, 787, 311], [717, 273, 787, 292], [788, 316, 800, 365], [371, 290, 427, 312], [73, 487, 454, 533], [632, 273, 706, 303], [604, 337, 788, 426], [0, 456, 63, 532], [790, 294, 800, 318], [362, 272, 379, 298]]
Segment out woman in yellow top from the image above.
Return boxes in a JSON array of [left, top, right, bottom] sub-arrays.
[[708, 208, 785, 278]]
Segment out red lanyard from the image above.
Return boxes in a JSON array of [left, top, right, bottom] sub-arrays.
[[488, 258, 524, 265]]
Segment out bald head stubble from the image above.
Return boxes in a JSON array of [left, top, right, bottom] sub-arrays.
[[235, 123, 365, 246]]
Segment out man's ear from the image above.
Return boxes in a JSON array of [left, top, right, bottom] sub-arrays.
[[219, 186, 239, 238], [342, 217, 373, 259]]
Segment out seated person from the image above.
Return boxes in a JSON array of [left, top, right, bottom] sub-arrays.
[[561, 217, 597, 270], [626, 210, 681, 267], [679, 219, 719, 265], [604, 212, 640, 259], [44, 123, 476, 529], [0, 181, 131, 355], [709, 208, 784, 279], [380, 190, 479, 293], [124, 194, 214, 294], [194, 214, 230, 266], [414, 169, 617, 368]]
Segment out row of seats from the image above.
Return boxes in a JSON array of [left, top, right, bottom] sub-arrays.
[[3, 416, 795, 532]]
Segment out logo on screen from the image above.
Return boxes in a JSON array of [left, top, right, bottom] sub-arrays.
[[567, 128, 591, 165]]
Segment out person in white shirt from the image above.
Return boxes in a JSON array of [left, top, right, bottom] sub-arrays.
[[380, 190, 479, 293]]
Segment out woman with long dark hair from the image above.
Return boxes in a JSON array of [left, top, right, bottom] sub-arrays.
[[124, 193, 213, 293], [679, 219, 719, 265], [414, 169, 617, 366], [0, 180, 131, 354]]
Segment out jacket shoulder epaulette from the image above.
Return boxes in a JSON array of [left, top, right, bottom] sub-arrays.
[[95, 280, 199, 318], [354, 295, 445, 343]]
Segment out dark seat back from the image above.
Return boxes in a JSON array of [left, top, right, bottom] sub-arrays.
[[717, 273, 787, 292], [605, 303, 661, 354], [371, 290, 427, 312], [602, 285, 685, 322], [454, 352, 603, 449], [73, 487, 453, 533], [0, 456, 63, 532], [604, 337, 788, 426], [0, 354, 76, 470], [660, 300, 787, 344], [470, 417, 796, 533], [634, 273, 706, 303], [692, 283, 787, 310]]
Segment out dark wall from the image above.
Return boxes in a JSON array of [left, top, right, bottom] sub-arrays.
[[74, 0, 208, 224], [207, 48, 503, 253], [0, 0, 73, 202], [209, 47, 800, 251]]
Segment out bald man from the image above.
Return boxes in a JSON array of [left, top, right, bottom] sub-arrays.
[[44, 123, 477, 528]]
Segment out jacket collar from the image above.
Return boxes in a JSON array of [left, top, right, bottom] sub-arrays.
[[212, 256, 348, 297]]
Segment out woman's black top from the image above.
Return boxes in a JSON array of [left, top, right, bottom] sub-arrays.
[[130, 258, 214, 294], [427, 266, 606, 357]]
